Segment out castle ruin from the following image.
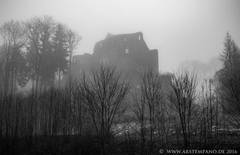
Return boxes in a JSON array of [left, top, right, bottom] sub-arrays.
[[72, 32, 159, 83]]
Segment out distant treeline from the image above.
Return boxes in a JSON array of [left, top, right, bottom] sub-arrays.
[[0, 16, 80, 96]]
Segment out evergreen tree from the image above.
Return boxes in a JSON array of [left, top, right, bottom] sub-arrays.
[[217, 33, 240, 126]]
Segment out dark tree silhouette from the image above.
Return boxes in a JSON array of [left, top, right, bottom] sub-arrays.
[[0, 20, 28, 95], [26, 16, 55, 95], [140, 69, 162, 153], [26, 16, 80, 94], [79, 65, 129, 155], [52, 24, 72, 87], [132, 91, 147, 155], [170, 72, 197, 147], [216, 33, 240, 127]]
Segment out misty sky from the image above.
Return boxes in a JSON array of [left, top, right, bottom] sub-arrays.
[[0, 0, 240, 72]]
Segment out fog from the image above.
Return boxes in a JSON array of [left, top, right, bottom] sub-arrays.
[[1, 1, 240, 153], [1, 0, 239, 72]]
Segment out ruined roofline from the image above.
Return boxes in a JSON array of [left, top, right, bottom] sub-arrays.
[[94, 32, 151, 53], [105, 31, 143, 39], [74, 31, 158, 56], [149, 49, 158, 52], [73, 31, 159, 74]]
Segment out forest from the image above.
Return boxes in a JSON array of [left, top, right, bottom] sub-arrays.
[[0, 16, 240, 155]]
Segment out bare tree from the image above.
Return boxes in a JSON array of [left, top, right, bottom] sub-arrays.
[[140, 69, 162, 153], [170, 72, 197, 147], [66, 29, 81, 84], [132, 91, 146, 155], [25, 16, 80, 94], [0, 21, 28, 139], [26, 16, 54, 96], [0, 20, 27, 95], [79, 65, 129, 155]]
